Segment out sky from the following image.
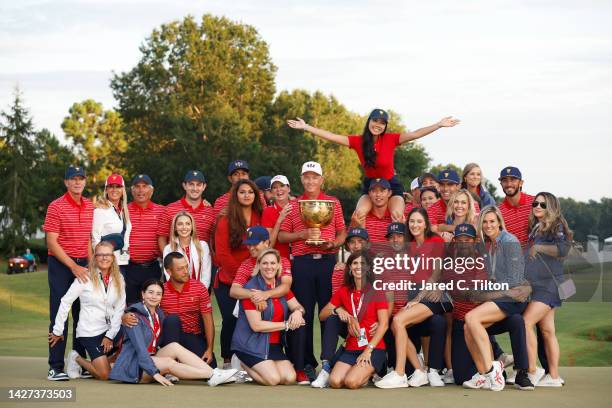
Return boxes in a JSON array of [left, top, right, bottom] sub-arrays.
[[0, 0, 610, 201]]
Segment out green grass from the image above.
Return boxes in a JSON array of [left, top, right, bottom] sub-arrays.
[[1, 268, 611, 366]]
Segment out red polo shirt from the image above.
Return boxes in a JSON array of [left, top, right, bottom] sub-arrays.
[[408, 235, 446, 283], [44, 193, 94, 258], [331, 266, 345, 294], [161, 279, 212, 335], [157, 197, 215, 244], [364, 208, 392, 243], [404, 202, 417, 218], [215, 212, 262, 285], [261, 202, 291, 259], [426, 199, 447, 225], [280, 191, 345, 256], [498, 192, 533, 247], [443, 263, 488, 321], [213, 190, 267, 219], [243, 289, 295, 344], [128, 201, 165, 263], [347, 133, 400, 179], [232, 256, 292, 286]]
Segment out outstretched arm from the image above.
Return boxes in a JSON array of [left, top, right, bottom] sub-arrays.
[[287, 117, 349, 146], [398, 116, 460, 144]]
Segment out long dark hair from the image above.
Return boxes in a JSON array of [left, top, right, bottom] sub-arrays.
[[361, 118, 387, 168], [228, 179, 263, 249], [405, 207, 435, 241], [343, 250, 374, 290]]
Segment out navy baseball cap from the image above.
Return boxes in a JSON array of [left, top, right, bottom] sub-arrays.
[[498, 166, 522, 180], [347, 227, 370, 241], [419, 172, 439, 186], [368, 178, 391, 191], [368, 108, 389, 122], [243, 225, 270, 245], [65, 165, 85, 180], [255, 176, 272, 191], [184, 170, 206, 183], [438, 169, 460, 184], [131, 174, 153, 186], [386, 222, 406, 237], [227, 159, 250, 176], [454, 223, 477, 238]]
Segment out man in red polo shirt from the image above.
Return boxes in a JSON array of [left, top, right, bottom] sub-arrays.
[[125, 174, 165, 305], [44, 165, 94, 381], [213, 159, 266, 218], [360, 178, 393, 243], [261, 175, 293, 259], [278, 161, 347, 383], [157, 170, 214, 251], [428, 169, 480, 230], [497, 166, 534, 247], [160, 252, 216, 366]]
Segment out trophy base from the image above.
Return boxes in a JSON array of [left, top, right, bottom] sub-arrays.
[[305, 239, 325, 246]]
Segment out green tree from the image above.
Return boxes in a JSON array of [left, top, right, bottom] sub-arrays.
[[61, 99, 127, 193], [0, 90, 40, 254], [110, 14, 276, 203]]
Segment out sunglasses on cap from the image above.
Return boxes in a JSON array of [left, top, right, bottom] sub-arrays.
[[531, 201, 547, 209]]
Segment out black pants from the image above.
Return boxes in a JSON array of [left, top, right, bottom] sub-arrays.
[[123, 260, 162, 306], [405, 314, 447, 373], [320, 315, 347, 362], [48, 256, 87, 370], [452, 315, 529, 385], [214, 282, 236, 360], [291, 255, 335, 368], [160, 315, 217, 368], [286, 326, 307, 371]]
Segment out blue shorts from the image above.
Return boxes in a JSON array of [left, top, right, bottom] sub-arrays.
[[234, 344, 288, 368], [362, 176, 405, 197], [531, 289, 562, 309], [337, 349, 386, 373], [79, 333, 121, 361], [493, 301, 527, 316], [421, 301, 453, 315]]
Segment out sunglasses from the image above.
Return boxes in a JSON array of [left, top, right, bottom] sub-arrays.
[[531, 201, 547, 209]]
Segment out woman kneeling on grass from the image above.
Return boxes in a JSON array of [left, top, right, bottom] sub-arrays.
[[231, 248, 307, 386], [109, 279, 237, 386], [320, 251, 389, 389], [49, 241, 125, 380]]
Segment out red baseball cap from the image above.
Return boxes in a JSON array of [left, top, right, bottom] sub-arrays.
[[105, 174, 125, 187]]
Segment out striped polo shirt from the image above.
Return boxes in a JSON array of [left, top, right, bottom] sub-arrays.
[[364, 208, 392, 243], [128, 201, 165, 263], [232, 256, 292, 286], [331, 266, 345, 294], [161, 279, 212, 335], [426, 199, 447, 225], [498, 192, 534, 247], [261, 202, 291, 259], [280, 191, 345, 256], [44, 192, 94, 258], [157, 197, 215, 244]]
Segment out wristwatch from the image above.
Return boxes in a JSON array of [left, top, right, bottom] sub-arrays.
[[367, 344, 375, 350], [332, 307, 339, 316]]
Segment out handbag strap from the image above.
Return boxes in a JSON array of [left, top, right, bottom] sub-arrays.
[[535, 253, 561, 286]]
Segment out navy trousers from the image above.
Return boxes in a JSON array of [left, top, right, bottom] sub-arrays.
[[160, 315, 217, 368], [214, 282, 236, 360], [123, 260, 162, 306], [405, 314, 447, 372]]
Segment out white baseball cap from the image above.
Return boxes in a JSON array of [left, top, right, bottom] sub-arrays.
[[270, 175, 290, 186], [301, 161, 323, 176], [410, 177, 420, 190]]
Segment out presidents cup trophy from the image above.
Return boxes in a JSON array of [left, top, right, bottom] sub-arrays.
[[298, 199, 335, 245]]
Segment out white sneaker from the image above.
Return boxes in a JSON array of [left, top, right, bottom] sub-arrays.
[[165, 374, 179, 383], [66, 350, 81, 379], [463, 373, 490, 389], [311, 369, 330, 388], [208, 368, 238, 387], [442, 368, 454, 384], [498, 353, 514, 368], [233, 371, 252, 384], [527, 367, 545, 386], [418, 352, 425, 368], [537, 374, 563, 387], [506, 368, 516, 384], [230, 354, 242, 370], [408, 369, 429, 387], [486, 361, 505, 391], [374, 370, 408, 389], [428, 368, 445, 387]]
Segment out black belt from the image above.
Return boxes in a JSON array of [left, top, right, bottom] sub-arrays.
[[128, 260, 159, 267], [294, 253, 336, 260], [70, 257, 88, 264]]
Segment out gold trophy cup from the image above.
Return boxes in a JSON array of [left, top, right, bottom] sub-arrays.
[[299, 199, 336, 245]]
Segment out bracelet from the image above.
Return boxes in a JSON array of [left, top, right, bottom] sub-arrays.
[[284, 321, 289, 331], [332, 307, 339, 316], [367, 344, 374, 350]]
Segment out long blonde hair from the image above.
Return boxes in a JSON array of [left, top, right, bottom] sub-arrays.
[[446, 189, 477, 225], [89, 241, 124, 298], [94, 183, 131, 225], [252, 248, 282, 278], [170, 211, 204, 261], [477, 205, 507, 242], [528, 192, 573, 240]]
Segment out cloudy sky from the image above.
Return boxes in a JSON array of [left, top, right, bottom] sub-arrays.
[[1, 0, 610, 200]]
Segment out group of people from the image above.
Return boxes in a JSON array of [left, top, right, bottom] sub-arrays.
[[44, 109, 571, 392]]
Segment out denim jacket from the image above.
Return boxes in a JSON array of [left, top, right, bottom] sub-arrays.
[[483, 230, 525, 288], [525, 223, 570, 287]]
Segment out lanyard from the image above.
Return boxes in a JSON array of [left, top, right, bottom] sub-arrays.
[[350, 291, 363, 319], [143, 305, 161, 353], [98, 272, 112, 325]]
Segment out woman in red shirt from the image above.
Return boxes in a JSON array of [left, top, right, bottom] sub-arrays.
[[376, 208, 449, 389], [214, 179, 263, 366], [287, 110, 459, 224], [320, 251, 389, 389]]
